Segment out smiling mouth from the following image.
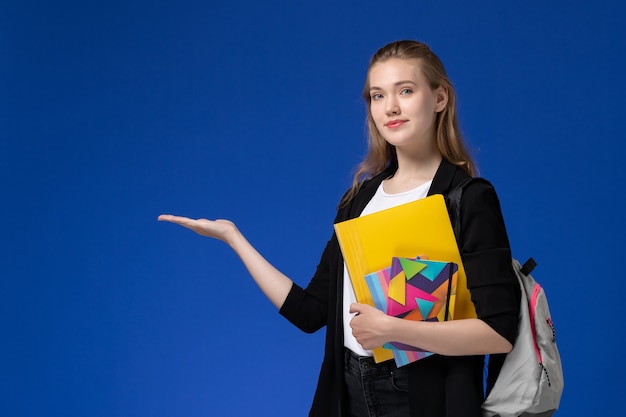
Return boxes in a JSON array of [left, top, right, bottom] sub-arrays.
[[386, 120, 406, 128]]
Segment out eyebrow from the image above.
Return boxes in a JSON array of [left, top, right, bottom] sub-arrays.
[[369, 80, 417, 91]]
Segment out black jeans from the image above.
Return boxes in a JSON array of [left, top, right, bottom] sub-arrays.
[[344, 349, 411, 417]]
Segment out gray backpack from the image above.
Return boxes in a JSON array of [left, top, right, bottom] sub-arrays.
[[447, 178, 564, 417]]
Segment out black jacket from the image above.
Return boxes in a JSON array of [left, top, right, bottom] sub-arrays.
[[280, 159, 520, 417]]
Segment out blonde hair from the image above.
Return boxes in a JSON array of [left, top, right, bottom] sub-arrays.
[[340, 40, 476, 207]]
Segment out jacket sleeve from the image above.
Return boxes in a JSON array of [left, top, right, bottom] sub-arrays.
[[459, 181, 520, 345], [278, 187, 357, 334], [278, 232, 338, 334]]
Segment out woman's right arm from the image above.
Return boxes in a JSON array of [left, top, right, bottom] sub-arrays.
[[157, 215, 293, 309]]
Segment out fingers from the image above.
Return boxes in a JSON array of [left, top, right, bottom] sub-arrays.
[[349, 306, 375, 349], [158, 214, 178, 222], [349, 303, 363, 315], [158, 214, 204, 235], [158, 214, 192, 224], [158, 214, 234, 240], [350, 303, 375, 315]]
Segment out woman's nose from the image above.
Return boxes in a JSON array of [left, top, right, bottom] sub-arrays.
[[385, 97, 400, 115]]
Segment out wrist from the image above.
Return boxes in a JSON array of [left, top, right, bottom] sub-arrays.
[[387, 315, 411, 346], [225, 226, 244, 248]]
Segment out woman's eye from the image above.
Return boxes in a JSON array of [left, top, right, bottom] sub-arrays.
[[400, 88, 413, 95], [371, 93, 383, 101]]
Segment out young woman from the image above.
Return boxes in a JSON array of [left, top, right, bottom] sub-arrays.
[[159, 40, 520, 417]]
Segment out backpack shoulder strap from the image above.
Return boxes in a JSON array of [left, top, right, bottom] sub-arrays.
[[446, 176, 492, 245]]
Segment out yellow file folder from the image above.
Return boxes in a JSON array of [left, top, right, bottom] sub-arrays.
[[334, 194, 477, 362]]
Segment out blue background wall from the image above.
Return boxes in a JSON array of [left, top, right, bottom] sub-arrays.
[[2, 1, 624, 415]]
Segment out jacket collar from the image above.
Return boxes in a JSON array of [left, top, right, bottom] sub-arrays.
[[363, 158, 464, 196], [343, 158, 468, 220], [427, 158, 467, 196]]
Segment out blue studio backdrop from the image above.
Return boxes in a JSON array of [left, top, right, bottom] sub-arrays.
[[2, 1, 625, 416]]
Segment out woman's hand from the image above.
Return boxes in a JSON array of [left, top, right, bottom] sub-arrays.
[[157, 215, 238, 244], [349, 303, 394, 350], [158, 214, 293, 308]]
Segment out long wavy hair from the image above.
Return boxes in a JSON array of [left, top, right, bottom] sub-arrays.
[[339, 40, 476, 207]]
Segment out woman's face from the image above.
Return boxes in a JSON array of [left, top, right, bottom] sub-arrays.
[[367, 58, 447, 153]]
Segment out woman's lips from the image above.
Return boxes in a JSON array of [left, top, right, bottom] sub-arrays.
[[386, 120, 406, 128]]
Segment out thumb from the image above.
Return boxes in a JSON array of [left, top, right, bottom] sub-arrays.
[[349, 303, 363, 315]]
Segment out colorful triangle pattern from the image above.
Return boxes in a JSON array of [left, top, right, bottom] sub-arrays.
[[398, 258, 427, 279], [363, 256, 458, 367], [388, 273, 406, 305]]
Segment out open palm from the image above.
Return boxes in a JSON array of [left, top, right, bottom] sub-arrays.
[[157, 214, 237, 243]]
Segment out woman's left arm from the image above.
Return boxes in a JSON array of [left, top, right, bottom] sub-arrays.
[[349, 304, 512, 355]]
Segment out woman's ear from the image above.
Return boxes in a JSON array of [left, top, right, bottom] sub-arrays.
[[434, 85, 448, 113]]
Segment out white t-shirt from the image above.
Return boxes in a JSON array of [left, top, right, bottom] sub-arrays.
[[343, 179, 433, 356]]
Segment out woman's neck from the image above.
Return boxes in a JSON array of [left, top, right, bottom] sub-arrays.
[[384, 149, 442, 194]]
